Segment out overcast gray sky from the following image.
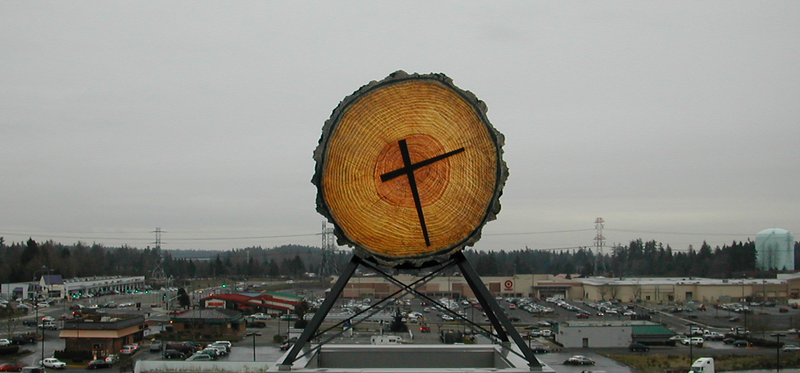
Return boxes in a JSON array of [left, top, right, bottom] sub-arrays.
[[2, 2, 798, 254]]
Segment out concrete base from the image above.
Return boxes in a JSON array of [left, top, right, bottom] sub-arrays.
[[274, 344, 553, 372]]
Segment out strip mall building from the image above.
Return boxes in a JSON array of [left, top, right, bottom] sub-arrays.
[[334, 273, 800, 304]]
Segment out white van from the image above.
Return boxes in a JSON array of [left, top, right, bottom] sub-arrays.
[[370, 335, 403, 345]]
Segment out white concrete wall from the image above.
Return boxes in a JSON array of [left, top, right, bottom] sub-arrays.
[[557, 325, 632, 348], [135, 360, 271, 373]]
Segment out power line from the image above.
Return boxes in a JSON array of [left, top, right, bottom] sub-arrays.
[[605, 229, 751, 236], [484, 229, 594, 236], [163, 233, 321, 242], [0, 231, 319, 242]]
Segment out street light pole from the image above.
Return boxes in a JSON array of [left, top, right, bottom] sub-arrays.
[[32, 266, 49, 367], [246, 332, 261, 362], [772, 333, 786, 372], [686, 322, 697, 368]]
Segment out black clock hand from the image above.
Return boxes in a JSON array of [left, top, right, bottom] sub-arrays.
[[380, 146, 465, 182], [397, 139, 430, 246], [380, 139, 465, 246]]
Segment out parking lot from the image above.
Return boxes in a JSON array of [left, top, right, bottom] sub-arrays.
[[5, 289, 799, 372]]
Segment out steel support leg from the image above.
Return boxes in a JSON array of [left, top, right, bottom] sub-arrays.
[[453, 251, 541, 368], [279, 255, 360, 370]]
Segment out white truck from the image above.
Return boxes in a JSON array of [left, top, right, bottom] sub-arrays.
[[688, 357, 715, 373], [703, 330, 724, 341], [38, 321, 58, 330]]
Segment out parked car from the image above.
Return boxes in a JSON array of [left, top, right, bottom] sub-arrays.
[[86, 359, 113, 369], [162, 349, 185, 359], [206, 344, 228, 355], [733, 340, 749, 347], [530, 345, 550, 354], [250, 313, 271, 320], [629, 342, 650, 352], [165, 342, 196, 355], [0, 339, 10, 347], [37, 321, 57, 330], [723, 337, 736, 344], [0, 363, 24, 372], [564, 355, 595, 365], [40, 358, 66, 369], [149, 340, 163, 352], [213, 341, 232, 352], [104, 355, 119, 364], [681, 337, 704, 347], [782, 344, 800, 352], [194, 349, 218, 359], [525, 330, 542, 339], [119, 346, 137, 355], [185, 354, 213, 361]]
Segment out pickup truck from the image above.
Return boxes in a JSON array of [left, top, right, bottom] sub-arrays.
[[11, 333, 36, 345], [38, 321, 58, 330]]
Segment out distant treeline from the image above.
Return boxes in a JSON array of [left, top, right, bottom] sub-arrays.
[[0, 236, 797, 284], [464, 239, 798, 279]]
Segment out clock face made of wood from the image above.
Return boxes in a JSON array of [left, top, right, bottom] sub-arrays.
[[312, 71, 508, 268]]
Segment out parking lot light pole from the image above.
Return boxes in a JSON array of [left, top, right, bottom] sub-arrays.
[[32, 266, 50, 367], [246, 332, 261, 362], [771, 333, 786, 372], [686, 322, 697, 367]]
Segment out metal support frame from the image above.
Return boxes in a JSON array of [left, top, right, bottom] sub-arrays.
[[279, 253, 541, 370], [280, 255, 360, 369], [453, 251, 540, 367]]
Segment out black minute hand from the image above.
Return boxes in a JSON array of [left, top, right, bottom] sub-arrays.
[[379, 139, 465, 246]]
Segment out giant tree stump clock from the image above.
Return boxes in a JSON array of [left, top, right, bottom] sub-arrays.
[[283, 72, 540, 370], [312, 70, 509, 268]]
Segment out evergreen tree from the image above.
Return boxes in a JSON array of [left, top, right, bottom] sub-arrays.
[[177, 288, 191, 308], [267, 259, 280, 277]]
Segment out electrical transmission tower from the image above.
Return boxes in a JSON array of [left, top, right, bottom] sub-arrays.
[[151, 227, 170, 286], [594, 217, 605, 275], [320, 222, 339, 279]]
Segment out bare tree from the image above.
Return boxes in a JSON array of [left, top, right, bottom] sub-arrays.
[[598, 284, 610, 301]]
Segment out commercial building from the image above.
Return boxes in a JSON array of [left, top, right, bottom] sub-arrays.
[[60, 314, 148, 358], [577, 277, 793, 303], [1, 275, 146, 301], [333, 273, 800, 304], [199, 291, 303, 315], [168, 309, 245, 339], [337, 274, 582, 300], [554, 320, 676, 348]]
